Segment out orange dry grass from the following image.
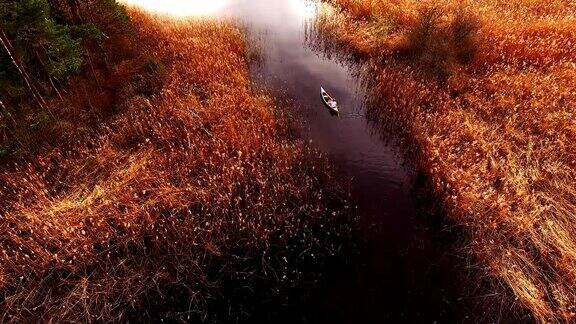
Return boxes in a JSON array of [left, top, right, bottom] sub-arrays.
[[318, 0, 576, 321], [0, 9, 351, 322]]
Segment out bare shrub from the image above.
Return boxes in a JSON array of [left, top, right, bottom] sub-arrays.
[[400, 5, 480, 79], [451, 7, 480, 64]]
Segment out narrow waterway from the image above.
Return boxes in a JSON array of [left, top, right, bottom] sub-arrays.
[[123, 0, 479, 322], [221, 1, 479, 322]]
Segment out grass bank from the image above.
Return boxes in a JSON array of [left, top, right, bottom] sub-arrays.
[[0, 8, 354, 322], [314, 0, 575, 321]]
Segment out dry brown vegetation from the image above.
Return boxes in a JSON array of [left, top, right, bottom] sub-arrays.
[[0, 8, 353, 322], [315, 0, 576, 321]]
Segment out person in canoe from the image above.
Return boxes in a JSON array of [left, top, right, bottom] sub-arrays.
[[320, 86, 339, 115], [328, 99, 337, 109]]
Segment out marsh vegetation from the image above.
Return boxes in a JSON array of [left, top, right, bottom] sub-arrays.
[[3, 0, 574, 322]]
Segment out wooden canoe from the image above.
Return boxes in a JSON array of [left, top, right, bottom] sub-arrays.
[[320, 86, 339, 115]]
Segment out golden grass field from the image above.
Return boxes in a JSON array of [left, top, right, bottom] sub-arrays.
[[315, 0, 575, 321], [0, 9, 352, 321]]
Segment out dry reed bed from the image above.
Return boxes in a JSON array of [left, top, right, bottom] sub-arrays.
[[315, 0, 575, 321], [0, 10, 352, 322]]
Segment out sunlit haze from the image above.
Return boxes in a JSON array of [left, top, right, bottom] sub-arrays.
[[288, 0, 315, 19], [119, 0, 229, 16], [119, 0, 316, 18]]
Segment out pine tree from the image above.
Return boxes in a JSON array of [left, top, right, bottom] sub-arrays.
[[0, 0, 85, 91]]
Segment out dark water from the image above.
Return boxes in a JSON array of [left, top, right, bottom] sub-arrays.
[[214, 0, 480, 322]]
